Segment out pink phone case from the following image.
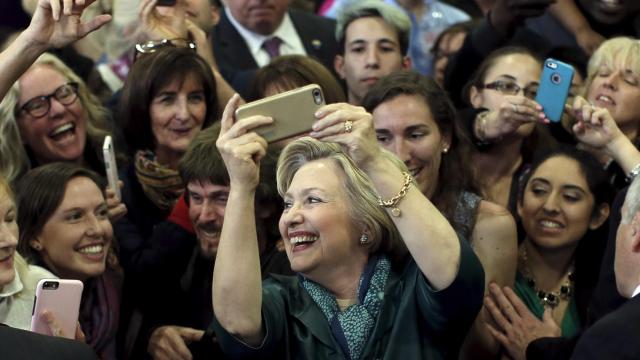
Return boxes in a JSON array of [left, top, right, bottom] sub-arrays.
[[30, 279, 83, 339]]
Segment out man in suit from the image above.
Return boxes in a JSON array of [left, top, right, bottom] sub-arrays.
[[211, 0, 338, 98], [569, 178, 640, 358], [333, 0, 412, 106]]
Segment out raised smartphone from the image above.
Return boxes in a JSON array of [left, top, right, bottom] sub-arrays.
[[102, 136, 120, 200], [535, 58, 575, 123], [235, 84, 325, 143], [31, 279, 83, 339]]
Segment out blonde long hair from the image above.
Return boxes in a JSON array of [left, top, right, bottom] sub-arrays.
[[0, 53, 112, 182]]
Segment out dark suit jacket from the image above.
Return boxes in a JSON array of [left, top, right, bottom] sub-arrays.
[[212, 8, 338, 99], [0, 324, 98, 360], [570, 295, 640, 359]]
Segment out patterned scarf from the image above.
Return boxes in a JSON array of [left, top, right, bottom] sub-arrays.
[[134, 150, 183, 211], [301, 255, 390, 360]]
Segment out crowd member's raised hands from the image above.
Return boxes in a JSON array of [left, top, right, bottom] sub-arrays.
[[475, 95, 547, 142], [25, 0, 112, 49], [0, 0, 111, 100], [139, 0, 187, 40], [570, 96, 640, 176]]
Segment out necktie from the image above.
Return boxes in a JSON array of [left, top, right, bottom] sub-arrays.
[[262, 37, 282, 60]]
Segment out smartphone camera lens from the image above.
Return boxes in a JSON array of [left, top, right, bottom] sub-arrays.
[[312, 88, 323, 105], [43, 281, 59, 290], [551, 73, 562, 85]]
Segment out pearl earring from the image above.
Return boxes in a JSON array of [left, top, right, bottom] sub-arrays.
[[359, 234, 370, 245]]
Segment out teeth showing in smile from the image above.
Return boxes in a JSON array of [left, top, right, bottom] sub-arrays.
[[290, 236, 318, 245], [408, 167, 422, 177], [540, 220, 562, 229], [78, 245, 104, 255], [596, 95, 614, 105], [50, 123, 75, 137]]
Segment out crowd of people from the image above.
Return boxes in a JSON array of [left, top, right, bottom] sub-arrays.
[[0, 0, 639, 359]]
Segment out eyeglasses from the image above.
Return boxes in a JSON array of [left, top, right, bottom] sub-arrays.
[[134, 38, 197, 61], [479, 80, 539, 100], [18, 82, 79, 118]]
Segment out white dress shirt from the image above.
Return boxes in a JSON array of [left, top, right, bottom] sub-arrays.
[[224, 7, 307, 67], [633, 283, 640, 298]]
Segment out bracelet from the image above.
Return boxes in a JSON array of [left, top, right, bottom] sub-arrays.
[[378, 172, 413, 217], [627, 163, 640, 181]]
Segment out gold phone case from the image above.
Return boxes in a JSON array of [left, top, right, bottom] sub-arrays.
[[235, 84, 325, 143]]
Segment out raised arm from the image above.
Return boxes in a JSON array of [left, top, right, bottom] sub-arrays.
[[310, 103, 460, 290], [212, 94, 272, 346], [0, 0, 111, 100], [571, 96, 640, 174]]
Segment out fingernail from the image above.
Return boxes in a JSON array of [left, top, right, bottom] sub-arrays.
[[314, 110, 323, 118], [309, 131, 318, 137]]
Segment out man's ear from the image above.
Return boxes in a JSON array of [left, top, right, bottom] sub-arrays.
[[401, 56, 411, 70], [589, 203, 610, 230], [334, 54, 346, 80], [631, 213, 640, 254], [469, 85, 483, 109], [210, 5, 221, 26]]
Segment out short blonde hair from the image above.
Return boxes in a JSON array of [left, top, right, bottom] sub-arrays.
[[584, 37, 640, 96], [277, 138, 408, 261], [0, 53, 112, 182]]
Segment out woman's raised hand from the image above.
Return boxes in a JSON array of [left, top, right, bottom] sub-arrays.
[[25, 0, 112, 49], [571, 95, 623, 149], [216, 94, 272, 191], [480, 95, 547, 140], [139, 0, 187, 41], [309, 103, 382, 171]]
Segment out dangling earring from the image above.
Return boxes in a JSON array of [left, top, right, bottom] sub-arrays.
[[359, 233, 370, 245], [442, 147, 449, 154]]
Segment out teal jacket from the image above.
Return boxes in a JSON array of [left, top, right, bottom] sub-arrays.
[[213, 236, 484, 359]]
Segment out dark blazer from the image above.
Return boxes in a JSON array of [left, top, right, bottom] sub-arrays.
[[570, 295, 640, 359], [212, 236, 485, 359], [212, 8, 338, 98], [0, 324, 98, 360]]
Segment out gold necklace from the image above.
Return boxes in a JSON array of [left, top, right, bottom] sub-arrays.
[[519, 246, 574, 309]]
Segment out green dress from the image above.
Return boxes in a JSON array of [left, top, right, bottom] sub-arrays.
[[514, 271, 580, 337]]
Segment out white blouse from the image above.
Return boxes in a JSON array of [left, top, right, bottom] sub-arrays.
[[0, 264, 55, 330]]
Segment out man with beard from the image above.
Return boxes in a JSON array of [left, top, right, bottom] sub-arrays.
[[138, 123, 292, 360]]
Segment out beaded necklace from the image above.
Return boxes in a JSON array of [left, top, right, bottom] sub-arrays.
[[519, 246, 574, 309]]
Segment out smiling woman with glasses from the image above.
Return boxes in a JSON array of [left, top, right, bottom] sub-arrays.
[[0, 53, 115, 182], [18, 82, 79, 118]]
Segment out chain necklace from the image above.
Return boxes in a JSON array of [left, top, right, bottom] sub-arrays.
[[519, 246, 574, 309]]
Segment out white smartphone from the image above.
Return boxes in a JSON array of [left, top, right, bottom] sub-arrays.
[[102, 136, 121, 200], [31, 279, 83, 339]]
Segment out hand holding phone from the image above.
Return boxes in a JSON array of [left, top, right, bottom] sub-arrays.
[[31, 279, 83, 339], [535, 58, 575, 123], [103, 136, 121, 200], [235, 84, 326, 143]]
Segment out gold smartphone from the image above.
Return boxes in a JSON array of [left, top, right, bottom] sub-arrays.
[[235, 84, 325, 143]]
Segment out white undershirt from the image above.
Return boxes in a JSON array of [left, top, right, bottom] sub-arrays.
[[632, 284, 640, 298], [224, 7, 307, 67]]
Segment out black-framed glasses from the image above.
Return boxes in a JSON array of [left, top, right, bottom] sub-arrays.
[[18, 82, 79, 118], [480, 80, 539, 100], [134, 38, 197, 62]]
